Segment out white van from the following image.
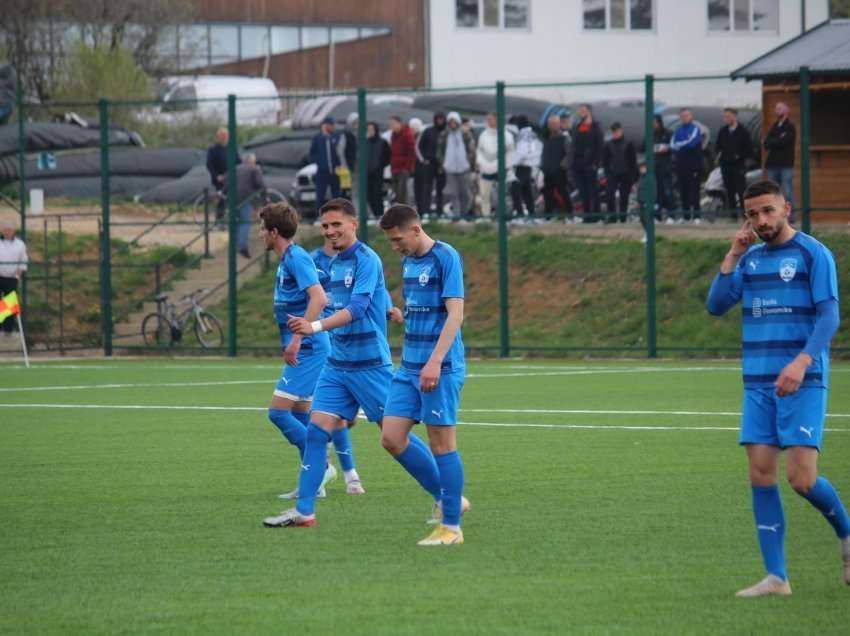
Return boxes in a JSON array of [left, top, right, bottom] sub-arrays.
[[156, 75, 281, 126]]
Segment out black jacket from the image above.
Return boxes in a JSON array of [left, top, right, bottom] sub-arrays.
[[653, 127, 673, 175], [541, 132, 569, 176], [206, 144, 241, 189], [367, 136, 391, 175], [763, 119, 796, 168], [715, 124, 752, 167], [571, 120, 604, 168], [342, 130, 357, 170], [418, 118, 446, 163], [603, 137, 638, 182]]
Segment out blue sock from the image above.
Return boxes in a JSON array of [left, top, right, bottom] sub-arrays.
[[331, 427, 355, 472], [435, 451, 464, 527], [295, 424, 331, 516], [801, 476, 850, 539], [394, 434, 441, 501], [752, 485, 787, 581], [292, 411, 310, 427], [268, 409, 306, 458]]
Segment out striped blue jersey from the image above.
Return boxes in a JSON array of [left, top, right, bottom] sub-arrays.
[[400, 241, 465, 375], [327, 240, 392, 369], [309, 247, 334, 319], [730, 232, 838, 388], [272, 243, 330, 353]]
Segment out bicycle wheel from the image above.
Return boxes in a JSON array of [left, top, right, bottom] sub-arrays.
[[193, 311, 224, 349], [141, 312, 175, 349]]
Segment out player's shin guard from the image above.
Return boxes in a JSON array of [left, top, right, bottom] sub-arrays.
[[801, 476, 850, 539], [752, 485, 788, 581], [295, 424, 332, 516], [435, 451, 464, 527], [332, 427, 356, 472], [268, 409, 306, 458], [394, 434, 442, 501]]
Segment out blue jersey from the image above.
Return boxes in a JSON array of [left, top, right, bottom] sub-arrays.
[[310, 247, 334, 319], [273, 244, 330, 353], [724, 232, 838, 389], [326, 240, 392, 369], [400, 241, 465, 375]]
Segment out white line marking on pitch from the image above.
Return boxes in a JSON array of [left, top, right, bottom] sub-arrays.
[[462, 408, 850, 419], [3, 403, 849, 433]]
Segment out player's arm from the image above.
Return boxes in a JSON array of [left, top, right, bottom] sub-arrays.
[[775, 300, 840, 397], [706, 221, 753, 316], [284, 284, 326, 365], [386, 289, 403, 324], [420, 298, 464, 393]]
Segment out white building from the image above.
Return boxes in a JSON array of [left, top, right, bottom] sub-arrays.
[[427, 0, 831, 105]]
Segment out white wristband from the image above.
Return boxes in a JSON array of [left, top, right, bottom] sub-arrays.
[[310, 320, 324, 334]]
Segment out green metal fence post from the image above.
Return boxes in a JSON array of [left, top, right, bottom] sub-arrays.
[[644, 75, 658, 359], [799, 66, 811, 235], [227, 94, 238, 357], [496, 81, 510, 358], [357, 87, 369, 242], [99, 98, 113, 356]]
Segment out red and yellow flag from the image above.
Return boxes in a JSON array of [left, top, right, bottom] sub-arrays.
[[0, 291, 20, 323]]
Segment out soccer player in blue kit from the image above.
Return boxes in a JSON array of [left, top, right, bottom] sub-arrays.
[[706, 180, 850, 596], [380, 204, 469, 546], [264, 198, 431, 528], [259, 203, 338, 499]]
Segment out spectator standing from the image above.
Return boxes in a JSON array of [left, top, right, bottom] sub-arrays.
[[511, 115, 541, 217], [0, 219, 27, 337], [206, 127, 241, 226], [602, 122, 638, 223], [365, 121, 391, 218], [409, 118, 427, 215], [763, 101, 797, 219], [389, 116, 416, 205], [715, 107, 753, 219], [417, 112, 447, 216], [653, 115, 675, 220], [234, 153, 265, 258], [337, 112, 359, 201], [670, 108, 703, 222], [476, 112, 515, 217], [571, 104, 604, 222], [540, 114, 572, 221], [437, 111, 476, 218], [309, 116, 342, 211]]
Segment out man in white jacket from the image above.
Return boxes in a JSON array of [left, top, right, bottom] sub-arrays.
[[476, 112, 515, 217]]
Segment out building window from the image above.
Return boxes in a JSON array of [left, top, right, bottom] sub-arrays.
[[301, 26, 330, 49], [583, 0, 654, 30], [709, 0, 779, 32], [179, 25, 209, 69], [331, 27, 359, 44], [270, 26, 299, 55], [456, 0, 530, 29], [240, 25, 270, 59], [829, 0, 850, 18]]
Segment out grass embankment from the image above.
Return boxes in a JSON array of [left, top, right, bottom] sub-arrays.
[[219, 225, 850, 355]]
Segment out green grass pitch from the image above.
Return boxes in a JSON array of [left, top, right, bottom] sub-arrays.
[[2, 358, 849, 635]]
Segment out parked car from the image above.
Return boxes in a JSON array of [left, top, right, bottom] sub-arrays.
[[152, 75, 281, 126]]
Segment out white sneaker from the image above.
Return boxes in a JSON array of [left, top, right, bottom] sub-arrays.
[[278, 486, 327, 500], [346, 480, 366, 495], [735, 574, 792, 598], [693, 218, 702, 225], [665, 217, 675, 225], [842, 536, 850, 585], [263, 508, 316, 528]]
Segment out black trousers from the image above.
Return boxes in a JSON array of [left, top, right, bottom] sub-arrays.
[[542, 170, 571, 217], [511, 166, 535, 215], [574, 164, 599, 222], [367, 172, 384, 218], [676, 167, 702, 220], [0, 276, 18, 333], [720, 163, 746, 218], [414, 162, 427, 214], [605, 174, 632, 223], [420, 161, 446, 216]]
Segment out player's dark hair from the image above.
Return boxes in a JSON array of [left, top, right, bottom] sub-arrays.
[[580, 103, 592, 113], [380, 204, 420, 230], [611, 121, 622, 131], [320, 197, 357, 217], [743, 179, 783, 201], [258, 201, 299, 239], [724, 107, 738, 116], [389, 115, 402, 124]]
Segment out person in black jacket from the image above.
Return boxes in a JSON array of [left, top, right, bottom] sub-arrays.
[[715, 108, 753, 219], [602, 122, 638, 223], [653, 115, 674, 219], [365, 121, 391, 218], [571, 104, 604, 222], [764, 102, 797, 220], [416, 111, 447, 216], [540, 114, 572, 220], [206, 127, 241, 225]]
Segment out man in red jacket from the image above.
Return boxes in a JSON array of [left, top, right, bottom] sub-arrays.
[[389, 116, 416, 205]]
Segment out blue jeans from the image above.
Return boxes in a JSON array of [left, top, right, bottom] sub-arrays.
[[314, 171, 341, 212], [238, 202, 253, 251], [767, 167, 795, 216]]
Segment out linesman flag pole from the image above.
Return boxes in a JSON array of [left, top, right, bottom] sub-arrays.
[[0, 291, 28, 368]]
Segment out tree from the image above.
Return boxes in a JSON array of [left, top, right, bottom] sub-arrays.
[[831, 0, 850, 18]]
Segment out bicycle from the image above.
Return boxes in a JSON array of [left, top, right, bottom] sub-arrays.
[[191, 187, 288, 230], [141, 289, 224, 349]]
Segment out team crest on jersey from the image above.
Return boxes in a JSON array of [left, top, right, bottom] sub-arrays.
[[418, 267, 431, 286], [344, 268, 354, 288], [779, 258, 797, 282]]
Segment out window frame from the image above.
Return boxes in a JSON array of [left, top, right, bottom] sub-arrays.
[[581, 0, 656, 33], [707, 0, 780, 34], [455, 0, 532, 31]]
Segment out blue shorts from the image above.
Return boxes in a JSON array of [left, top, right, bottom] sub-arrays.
[[274, 349, 328, 402], [740, 387, 827, 450], [383, 369, 465, 426], [311, 364, 393, 423]]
